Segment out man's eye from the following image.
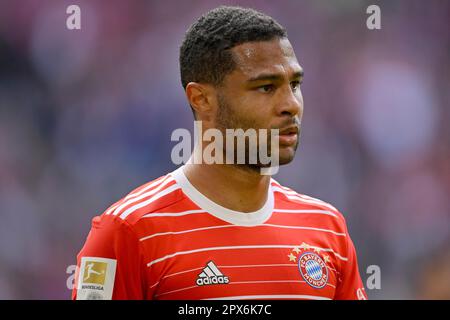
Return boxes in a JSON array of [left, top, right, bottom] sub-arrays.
[[257, 84, 274, 93], [291, 81, 301, 90]]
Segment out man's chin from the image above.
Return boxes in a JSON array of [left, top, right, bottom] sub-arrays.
[[256, 152, 295, 167], [278, 156, 295, 166], [277, 146, 297, 165], [254, 147, 296, 167]]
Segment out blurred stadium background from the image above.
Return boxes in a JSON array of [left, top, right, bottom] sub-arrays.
[[0, 0, 449, 299]]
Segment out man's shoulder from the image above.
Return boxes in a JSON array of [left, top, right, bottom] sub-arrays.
[[270, 179, 347, 224], [96, 171, 188, 227]]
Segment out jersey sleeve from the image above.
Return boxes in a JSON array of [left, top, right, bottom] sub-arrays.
[[72, 214, 147, 300], [334, 222, 368, 300]]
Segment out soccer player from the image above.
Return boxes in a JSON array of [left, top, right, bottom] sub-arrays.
[[72, 6, 368, 300]]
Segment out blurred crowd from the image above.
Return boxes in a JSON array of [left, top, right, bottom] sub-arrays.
[[0, 0, 449, 299]]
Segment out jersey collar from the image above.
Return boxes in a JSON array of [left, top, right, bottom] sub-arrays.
[[171, 166, 274, 226]]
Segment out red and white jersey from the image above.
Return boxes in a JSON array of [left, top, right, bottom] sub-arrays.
[[72, 166, 368, 300]]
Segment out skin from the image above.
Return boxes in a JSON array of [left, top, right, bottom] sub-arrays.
[[183, 37, 304, 213]]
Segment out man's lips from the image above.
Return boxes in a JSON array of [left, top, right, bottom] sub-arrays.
[[279, 126, 299, 135], [278, 126, 299, 146]]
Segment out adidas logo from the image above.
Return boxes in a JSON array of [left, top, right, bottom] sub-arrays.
[[196, 261, 230, 286]]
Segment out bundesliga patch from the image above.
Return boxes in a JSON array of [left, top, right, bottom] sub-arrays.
[[76, 257, 117, 300]]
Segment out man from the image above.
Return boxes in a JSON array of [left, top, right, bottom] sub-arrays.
[[72, 6, 367, 300]]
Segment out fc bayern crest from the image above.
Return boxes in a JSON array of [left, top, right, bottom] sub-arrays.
[[298, 251, 329, 289]]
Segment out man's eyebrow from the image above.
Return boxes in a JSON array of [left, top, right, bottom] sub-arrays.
[[247, 69, 304, 82]]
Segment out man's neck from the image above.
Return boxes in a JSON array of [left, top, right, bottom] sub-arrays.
[[183, 161, 271, 213]]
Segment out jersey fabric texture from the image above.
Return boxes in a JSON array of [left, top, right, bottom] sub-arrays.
[[72, 166, 368, 300]]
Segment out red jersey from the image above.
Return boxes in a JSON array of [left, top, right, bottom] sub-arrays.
[[72, 166, 367, 300]]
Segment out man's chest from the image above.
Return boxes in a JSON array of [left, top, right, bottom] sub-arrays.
[[141, 222, 343, 300]]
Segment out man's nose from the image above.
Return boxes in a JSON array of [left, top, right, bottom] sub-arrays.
[[276, 86, 303, 118]]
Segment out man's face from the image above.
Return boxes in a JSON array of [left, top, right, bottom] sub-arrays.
[[213, 37, 304, 166]]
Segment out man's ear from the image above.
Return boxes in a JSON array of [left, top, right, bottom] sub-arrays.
[[185, 82, 218, 122]]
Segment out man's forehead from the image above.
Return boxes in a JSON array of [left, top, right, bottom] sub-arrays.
[[230, 38, 300, 75]]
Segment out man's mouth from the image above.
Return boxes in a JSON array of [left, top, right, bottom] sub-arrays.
[[278, 126, 299, 146]]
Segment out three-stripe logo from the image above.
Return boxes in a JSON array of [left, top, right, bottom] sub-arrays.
[[196, 261, 230, 286]]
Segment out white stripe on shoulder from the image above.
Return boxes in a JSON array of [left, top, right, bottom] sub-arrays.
[[105, 176, 170, 215], [112, 176, 175, 217], [270, 178, 283, 187], [104, 202, 121, 216], [141, 209, 206, 219], [119, 183, 180, 220], [272, 186, 339, 213], [272, 208, 339, 219], [298, 194, 339, 212], [124, 175, 170, 200], [271, 184, 338, 209], [105, 175, 171, 216]]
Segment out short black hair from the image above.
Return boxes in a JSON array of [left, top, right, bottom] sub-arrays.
[[179, 6, 287, 90]]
